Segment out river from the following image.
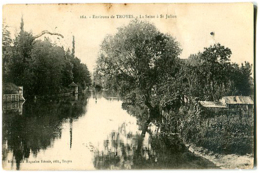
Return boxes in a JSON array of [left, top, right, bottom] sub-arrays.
[[2, 91, 218, 170]]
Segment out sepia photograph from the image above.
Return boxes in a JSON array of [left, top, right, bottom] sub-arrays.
[[1, 3, 255, 170]]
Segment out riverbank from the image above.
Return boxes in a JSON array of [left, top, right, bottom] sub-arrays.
[[149, 122, 254, 169], [186, 143, 254, 169]]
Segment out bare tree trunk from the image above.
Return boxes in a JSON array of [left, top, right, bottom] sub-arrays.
[[142, 92, 161, 136], [141, 118, 151, 136]]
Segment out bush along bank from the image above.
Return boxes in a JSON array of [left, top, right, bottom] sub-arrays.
[[159, 102, 254, 169]]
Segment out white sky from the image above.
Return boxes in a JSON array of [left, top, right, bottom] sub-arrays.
[[3, 3, 254, 73]]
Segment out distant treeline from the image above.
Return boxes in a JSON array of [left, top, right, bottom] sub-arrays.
[[2, 18, 92, 97]]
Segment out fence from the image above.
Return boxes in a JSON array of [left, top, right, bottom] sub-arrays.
[[3, 94, 24, 102]]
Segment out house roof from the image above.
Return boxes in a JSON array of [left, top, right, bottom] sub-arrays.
[[199, 101, 227, 108], [69, 82, 78, 87], [3, 83, 20, 94], [221, 96, 254, 105]]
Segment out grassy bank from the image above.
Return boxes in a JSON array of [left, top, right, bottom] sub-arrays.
[[177, 105, 254, 156]]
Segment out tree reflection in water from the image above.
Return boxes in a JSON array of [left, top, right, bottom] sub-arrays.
[[3, 91, 218, 170], [94, 103, 218, 170], [2, 93, 90, 170]]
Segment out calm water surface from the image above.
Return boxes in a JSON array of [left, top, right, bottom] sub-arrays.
[[2, 91, 217, 170]]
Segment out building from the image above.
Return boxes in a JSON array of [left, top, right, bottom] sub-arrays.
[[219, 96, 254, 109], [220, 96, 254, 116], [69, 82, 78, 95], [199, 96, 254, 116], [198, 100, 227, 116], [3, 83, 25, 102], [199, 100, 227, 109], [3, 101, 25, 115]]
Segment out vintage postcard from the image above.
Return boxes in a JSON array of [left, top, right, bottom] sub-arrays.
[[2, 3, 255, 170]]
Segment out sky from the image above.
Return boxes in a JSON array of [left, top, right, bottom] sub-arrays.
[[2, 3, 254, 73]]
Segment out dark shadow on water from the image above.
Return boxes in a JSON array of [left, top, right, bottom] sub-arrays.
[[2, 93, 90, 170]]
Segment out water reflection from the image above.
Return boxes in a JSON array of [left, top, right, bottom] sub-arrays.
[[3, 101, 25, 115], [2, 93, 90, 170], [2, 91, 218, 170], [93, 109, 218, 170]]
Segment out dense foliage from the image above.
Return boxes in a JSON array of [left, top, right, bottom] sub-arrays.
[[95, 20, 253, 116], [178, 105, 254, 155], [95, 20, 182, 120], [180, 45, 253, 101], [2, 19, 91, 97]]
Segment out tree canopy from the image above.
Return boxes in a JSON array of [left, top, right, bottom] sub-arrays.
[[180, 44, 253, 101], [3, 17, 92, 97], [95, 20, 182, 118], [95, 20, 253, 121]]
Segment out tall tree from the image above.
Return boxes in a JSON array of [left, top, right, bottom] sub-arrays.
[[20, 16, 24, 32], [200, 43, 232, 100], [30, 39, 65, 95], [72, 35, 75, 58], [95, 20, 181, 131], [8, 18, 34, 88], [2, 22, 13, 82], [182, 44, 253, 101]]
